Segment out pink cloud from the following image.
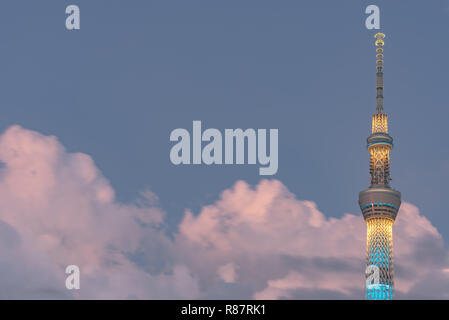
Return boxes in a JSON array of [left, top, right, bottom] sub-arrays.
[[0, 125, 199, 299]]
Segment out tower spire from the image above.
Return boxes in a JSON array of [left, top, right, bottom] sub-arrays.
[[375, 33, 385, 113]]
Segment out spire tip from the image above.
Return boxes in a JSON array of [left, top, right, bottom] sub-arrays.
[[374, 33, 386, 47], [374, 33, 385, 113]]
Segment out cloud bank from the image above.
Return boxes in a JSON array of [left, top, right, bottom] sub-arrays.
[[0, 125, 447, 299], [0, 125, 197, 299]]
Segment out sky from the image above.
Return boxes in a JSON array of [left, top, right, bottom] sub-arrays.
[[0, 0, 448, 299]]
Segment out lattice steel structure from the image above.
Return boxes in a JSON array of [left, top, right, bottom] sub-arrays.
[[358, 33, 401, 300]]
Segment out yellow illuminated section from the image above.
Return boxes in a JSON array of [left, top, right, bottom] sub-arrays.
[[366, 218, 393, 252], [372, 114, 388, 134], [370, 147, 390, 170], [369, 146, 391, 185], [369, 112, 391, 185]]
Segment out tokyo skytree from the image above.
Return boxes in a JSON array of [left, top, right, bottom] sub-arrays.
[[358, 33, 401, 300]]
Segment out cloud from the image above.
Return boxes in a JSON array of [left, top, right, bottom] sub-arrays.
[[175, 180, 449, 299], [217, 263, 238, 283], [0, 125, 199, 299], [0, 125, 447, 299]]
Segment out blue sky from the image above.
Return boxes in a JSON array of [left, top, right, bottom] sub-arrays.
[[0, 1, 448, 298]]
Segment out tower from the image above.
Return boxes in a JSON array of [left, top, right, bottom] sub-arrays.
[[358, 33, 401, 300]]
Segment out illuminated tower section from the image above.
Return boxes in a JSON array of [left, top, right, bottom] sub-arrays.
[[358, 33, 401, 300]]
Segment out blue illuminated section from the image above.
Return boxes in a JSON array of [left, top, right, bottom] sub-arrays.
[[366, 238, 393, 300], [366, 284, 392, 300], [361, 202, 399, 210], [367, 141, 393, 148]]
